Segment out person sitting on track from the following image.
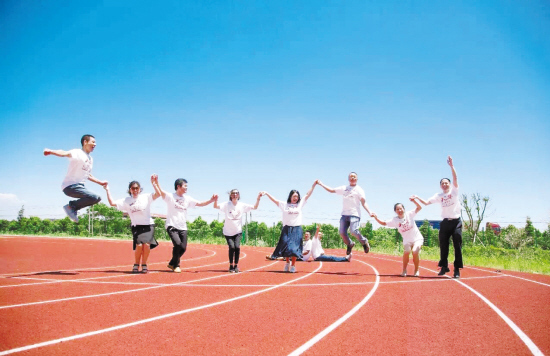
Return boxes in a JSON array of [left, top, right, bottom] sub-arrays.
[[302, 224, 351, 262], [214, 189, 263, 273], [261, 181, 317, 273], [372, 197, 424, 277], [103, 177, 160, 273], [152, 175, 217, 273], [316, 173, 373, 256], [43, 134, 107, 222]]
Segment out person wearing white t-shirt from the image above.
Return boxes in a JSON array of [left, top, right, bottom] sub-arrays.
[[151, 175, 217, 273], [303, 225, 351, 262], [104, 177, 160, 273], [317, 173, 373, 256], [214, 189, 263, 273], [372, 197, 424, 277], [43, 134, 107, 223], [262, 181, 317, 273], [301, 231, 313, 262], [416, 156, 463, 278]]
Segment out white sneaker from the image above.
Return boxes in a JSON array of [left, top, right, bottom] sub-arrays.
[[290, 265, 296, 273], [63, 204, 78, 222], [400, 271, 407, 277], [414, 271, 419, 277], [346, 253, 352, 262], [174, 267, 182, 273], [284, 263, 290, 272]]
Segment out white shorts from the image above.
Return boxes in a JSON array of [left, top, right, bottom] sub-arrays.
[[403, 240, 423, 253]]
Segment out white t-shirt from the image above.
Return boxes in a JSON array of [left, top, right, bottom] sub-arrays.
[[217, 201, 254, 236], [115, 193, 154, 226], [335, 185, 365, 217], [428, 185, 461, 219], [385, 210, 424, 245], [278, 199, 307, 226], [310, 237, 325, 260], [61, 149, 93, 189], [163, 193, 198, 230], [302, 239, 313, 261]]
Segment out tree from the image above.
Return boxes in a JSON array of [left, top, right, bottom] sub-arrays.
[[17, 205, 25, 222], [461, 193, 490, 245], [501, 225, 532, 249]]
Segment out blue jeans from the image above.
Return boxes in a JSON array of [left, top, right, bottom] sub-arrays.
[[314, 254, 348, 262], [63, 183, 101, 212], [339, 215, 367, 246]]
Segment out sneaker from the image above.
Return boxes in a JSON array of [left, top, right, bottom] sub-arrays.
[[167, 264, 175, 271], [362, 241, 370, 254], [346, 242, 355, 255], [284, 263, 290, 272], [346, 253, 352, 262], [438, 266, 450, 276], [453, 268, 460, 278], [400, 271, 407, 277], [290, 265, 296, 273], [414, 271, 420, 277], [233, 266, 240, 273], [266, 255, 275, 260], [229, 265, 235, 273], [174, 267, 181, 273], [63, 204, 78, 223]]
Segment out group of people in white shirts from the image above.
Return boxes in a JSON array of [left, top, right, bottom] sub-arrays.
[[45, 135, 463, 278]]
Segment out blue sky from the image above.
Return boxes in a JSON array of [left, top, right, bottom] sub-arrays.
[[1, 0, 549, 230]]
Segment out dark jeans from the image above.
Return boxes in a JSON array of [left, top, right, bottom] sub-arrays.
[[225, 233, 242, 265], [314, 254, 348, 262], [63, 183, 101, 212], [438, 218, 463, 269], [167, 227, 188, 267]]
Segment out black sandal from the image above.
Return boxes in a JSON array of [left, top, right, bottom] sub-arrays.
[[132, 264, 139, 273], [141, 264, 148, 273]]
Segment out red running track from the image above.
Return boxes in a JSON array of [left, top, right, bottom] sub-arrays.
[[0, 235, 549, 355]]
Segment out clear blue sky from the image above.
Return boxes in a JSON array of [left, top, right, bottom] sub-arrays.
[[1, 0, 549, 230]]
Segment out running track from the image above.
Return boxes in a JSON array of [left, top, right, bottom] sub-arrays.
[[0, 236, 549, 355]]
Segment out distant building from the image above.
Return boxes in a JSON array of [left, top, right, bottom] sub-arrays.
[[415, 220, 441, 230], [486, 222, 501, 235]]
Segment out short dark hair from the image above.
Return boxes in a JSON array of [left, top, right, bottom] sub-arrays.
[[394, 203, 404, 212], [127, 181, 142, 196], [174, 178, 188, 191], [440, 178, 451, 184], [81, 134, 95, 146], [287, 190, 301, 204]]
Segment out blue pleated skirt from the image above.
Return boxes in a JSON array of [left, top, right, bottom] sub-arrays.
[[272, 225, 303, 259]]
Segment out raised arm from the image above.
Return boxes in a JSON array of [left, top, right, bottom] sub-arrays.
[[196, 194, 217, 207], [103, 184, 117, 207], [88, 174, 108, 187], [371, 213, 386, 226], [43, 148, 71, 158], [150, 174, 161, 200], [316, 180, 336, 193], [447, 156, 458, 188], [410, 195, 422, 213], [252, 192, 262, 210], [213, 195, 220, 209], [261, 192, 280, 206], [303, 181, 317, 202], [313, 224, 320, 239]]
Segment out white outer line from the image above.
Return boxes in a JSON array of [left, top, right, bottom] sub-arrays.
[[0, 263, 322, 356], [467, 266, 550, 288], [288, 259, 380, 356], [366, 255, 544, 356]]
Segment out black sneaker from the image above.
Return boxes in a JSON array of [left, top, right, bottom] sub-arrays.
[[362, 241, 370, 254], [453, 268, 460, 278], [346, 242, 355, 255], [229, 265, 235, 273], [438, 267, 450, 276], [233, 266, 240, 273]]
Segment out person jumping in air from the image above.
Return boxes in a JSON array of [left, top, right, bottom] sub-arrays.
[[104, 177, 160, 273], [415, 156, 463, 278], [214, 189, 263, 273], [44, 134, 107, 222], [152, 175, 217, 273], [317, 173, 373, 255], [372, 197, 424, 276]]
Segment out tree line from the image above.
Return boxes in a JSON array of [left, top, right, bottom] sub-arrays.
[[1, 203, 549, 251]]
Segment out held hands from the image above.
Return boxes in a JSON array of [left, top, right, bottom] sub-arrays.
[[371, 212, 377, 218], [150, 174, 159, 184], [43, 149, 51, 156], [211, 194, 218, 202], [409, 195, 417, 201]]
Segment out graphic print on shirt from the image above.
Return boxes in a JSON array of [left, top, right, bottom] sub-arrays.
[[81, 158, 92, 174], [227, 207, 242, 221], [398, 219, 414, 233], [174, 198, 187, 211], [128, 199, 146, 213], [440, 193, 456, 208], [284, 204, 300, 215]]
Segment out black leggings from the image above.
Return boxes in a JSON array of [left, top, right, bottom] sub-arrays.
[[167, 227, 188, 267], [225, 233, 242, 265]]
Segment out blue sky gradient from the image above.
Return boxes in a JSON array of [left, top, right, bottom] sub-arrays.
[[1, 1, 549, 229]]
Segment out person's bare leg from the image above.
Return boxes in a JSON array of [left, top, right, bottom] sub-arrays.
[[401, 252, 409, 276], [142, 244, 151, 264], [291, 256, 297, 266], [413, 250, 420, 276], [134, 245, 143, 264]]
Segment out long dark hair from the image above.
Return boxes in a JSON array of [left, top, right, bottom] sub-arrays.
[[287, 190, 301, 204]]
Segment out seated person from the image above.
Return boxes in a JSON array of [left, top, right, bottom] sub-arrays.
[[303, 225, 351, 262]]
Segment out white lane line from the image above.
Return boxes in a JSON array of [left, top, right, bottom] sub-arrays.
[[288, 260, 380, 356], [0, 263, 322, 356], [0, 248, 217, 278], [0, 250, 231, 289], [365, 255, 544, 356], [0, 257, 268, 311], [10, 277, 165, 286], [466, 266, 550, 288]]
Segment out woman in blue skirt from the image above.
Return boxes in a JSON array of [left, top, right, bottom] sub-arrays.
[[262, 181, 317, 273]]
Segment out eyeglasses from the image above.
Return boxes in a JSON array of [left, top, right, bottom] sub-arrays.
[[130, 187, 140, 190]]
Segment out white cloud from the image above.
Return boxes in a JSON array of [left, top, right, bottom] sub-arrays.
[[0, 193, 24, 206]]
